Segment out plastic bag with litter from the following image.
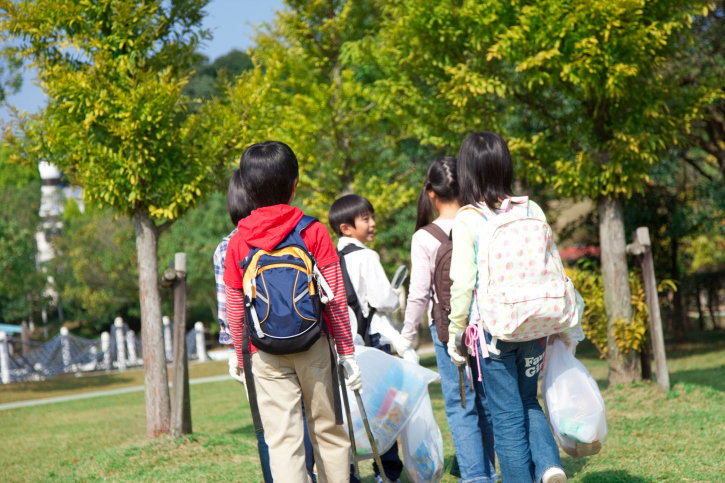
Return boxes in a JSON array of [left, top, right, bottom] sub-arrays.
[[400, 391, 444, 483], [342, 346, 439, 460], [541, 337, 607, 458]]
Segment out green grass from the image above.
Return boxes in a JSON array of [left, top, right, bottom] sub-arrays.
[[1, 336, 724, 483]]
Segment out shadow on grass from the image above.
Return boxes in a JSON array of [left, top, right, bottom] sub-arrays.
[[229, 423, 257, 438], [579, 469, 652, 483], [671, 366, 725, 393], [561, 455, 588, 478]]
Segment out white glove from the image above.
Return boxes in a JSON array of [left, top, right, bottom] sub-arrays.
[[392, 334, 413, 357], [228, 350, 249, 399], [447, 337, 467, 367], [403, 348, 420, 365], [339, 354, 363, 393]]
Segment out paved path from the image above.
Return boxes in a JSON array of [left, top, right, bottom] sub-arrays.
[[0, 346, 438, 412], [0, 375, 229, 411]]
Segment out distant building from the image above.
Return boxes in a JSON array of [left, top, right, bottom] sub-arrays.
[[36, 162, 84, 329]]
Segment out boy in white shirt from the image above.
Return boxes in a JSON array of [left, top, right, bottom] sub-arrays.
[[328, 194, 411, 483]]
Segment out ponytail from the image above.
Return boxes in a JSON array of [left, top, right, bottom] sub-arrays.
[[415, 156, 459, 231], [415, 186, 435, 232]]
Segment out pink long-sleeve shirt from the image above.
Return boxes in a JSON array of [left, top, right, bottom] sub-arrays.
[[401, 219, 455, 340]]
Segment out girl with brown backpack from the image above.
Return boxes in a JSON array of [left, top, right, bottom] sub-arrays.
[[400, 156, 498, 483]]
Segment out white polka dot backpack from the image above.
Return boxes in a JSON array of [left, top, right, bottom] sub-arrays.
[[470, 196, 577, 342]]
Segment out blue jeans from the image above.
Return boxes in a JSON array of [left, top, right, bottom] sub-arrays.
[[432, 325, 498, 483], [257, 400, 316, 483], [480, 331, 562, 483]]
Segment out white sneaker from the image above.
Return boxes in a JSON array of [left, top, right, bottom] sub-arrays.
[[542, 467, 567, 483], [375, 476, 401, 483]]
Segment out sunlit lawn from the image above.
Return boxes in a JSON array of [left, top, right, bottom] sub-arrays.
[[1, 335, 724, 482]]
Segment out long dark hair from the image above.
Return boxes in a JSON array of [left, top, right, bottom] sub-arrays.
[[415, 156, 458, 231], [227, 169, 254, 226], [457, 131, 515, 209]]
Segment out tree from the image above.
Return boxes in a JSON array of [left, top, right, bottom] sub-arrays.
[[0, 148, 45, 325], [204, 1, 429, 271], [50, 204, 140, 333], [675, 1, 725, 178], [368, 0, 708, 384], [183, 49, 253, 101], [1, 0, 230, 437]]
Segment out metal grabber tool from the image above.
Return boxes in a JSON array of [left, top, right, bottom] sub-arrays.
[[338, 363, 360, 481], [341, 360, 388, 483], [454, 331, 467, 409]]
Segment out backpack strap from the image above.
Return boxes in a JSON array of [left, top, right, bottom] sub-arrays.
[[338, 244, 374, 346], [298, 214, 317, 232], [340, 244, 365, 256], [326, 336, 344, 425], [421, 223, 449, 245]]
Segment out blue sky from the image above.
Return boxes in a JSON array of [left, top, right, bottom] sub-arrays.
[[0, 0, 285, 121]]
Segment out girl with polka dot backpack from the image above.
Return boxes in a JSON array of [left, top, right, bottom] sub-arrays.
[[469, 194, 578, 342]]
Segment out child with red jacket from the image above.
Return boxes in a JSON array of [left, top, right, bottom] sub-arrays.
[[224, 141, 359, 483]]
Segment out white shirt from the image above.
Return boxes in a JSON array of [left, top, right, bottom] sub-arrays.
[[337, 237, 400, 337]]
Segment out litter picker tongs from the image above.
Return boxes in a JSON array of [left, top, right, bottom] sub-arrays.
[[339, 360, 388, 483]]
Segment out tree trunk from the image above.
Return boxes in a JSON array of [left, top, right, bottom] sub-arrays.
[[133, 208, 171, 438], [598, 196, 640, 385], [640, 329, 652, 380], [671, 237, 685, 340], [707, 277, 719, 329], [696, 280, 705, 331]]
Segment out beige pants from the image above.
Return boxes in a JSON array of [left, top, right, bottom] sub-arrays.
[[251, 335, 351, 483]]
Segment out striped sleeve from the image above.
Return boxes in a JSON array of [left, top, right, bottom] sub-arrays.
[[225, 285, 247, 368], [320, 262, 354, 356]]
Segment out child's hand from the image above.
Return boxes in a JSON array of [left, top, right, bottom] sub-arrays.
[[447, 338, 467, 366], [392, 334, 413, 357], [339, 354, 363, 393], [228, 350, 249, 399]]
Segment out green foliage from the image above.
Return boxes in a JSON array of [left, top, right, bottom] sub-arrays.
[[1, 0, 227, 222], [158, 191, 237, 325], [0, 220, 44, 323], [50, 206, 139, 332], [568, 266, 676, 356], [203, 1, 432, 269], [367, 0, 710, 200], [183, 49, 253, 101], [0, 48, 21, 102]]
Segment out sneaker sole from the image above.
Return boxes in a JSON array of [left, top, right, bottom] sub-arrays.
[[543, 474, 567, 483]]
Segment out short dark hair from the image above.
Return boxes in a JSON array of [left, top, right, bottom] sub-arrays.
[[328, 195, 375, 237], [457, 131, 515, 208], [227, 169, 254, 226], [239, 141, 299, 208]]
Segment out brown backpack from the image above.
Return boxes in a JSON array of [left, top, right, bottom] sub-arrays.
[[422, 223, 454, 344]]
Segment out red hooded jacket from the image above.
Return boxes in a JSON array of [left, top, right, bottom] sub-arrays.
[[223, 205, 353, 364]]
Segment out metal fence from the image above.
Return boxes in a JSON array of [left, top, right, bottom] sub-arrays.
[[0, 320, 207, 384]]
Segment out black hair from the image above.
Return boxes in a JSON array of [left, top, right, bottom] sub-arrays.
[[415, 156, 458, 231], [328, 194, 375, 237], [227, 169, 254, 226], [457, 131, 515, 209], [239, 141, 299, 208]]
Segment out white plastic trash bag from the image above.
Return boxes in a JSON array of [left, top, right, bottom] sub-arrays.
[[400, 391, 444, 483], [541, 337, 607, 458], [342, 346, 439, 460]]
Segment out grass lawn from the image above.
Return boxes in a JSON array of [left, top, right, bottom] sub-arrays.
[[1, 335, 724, 483]]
